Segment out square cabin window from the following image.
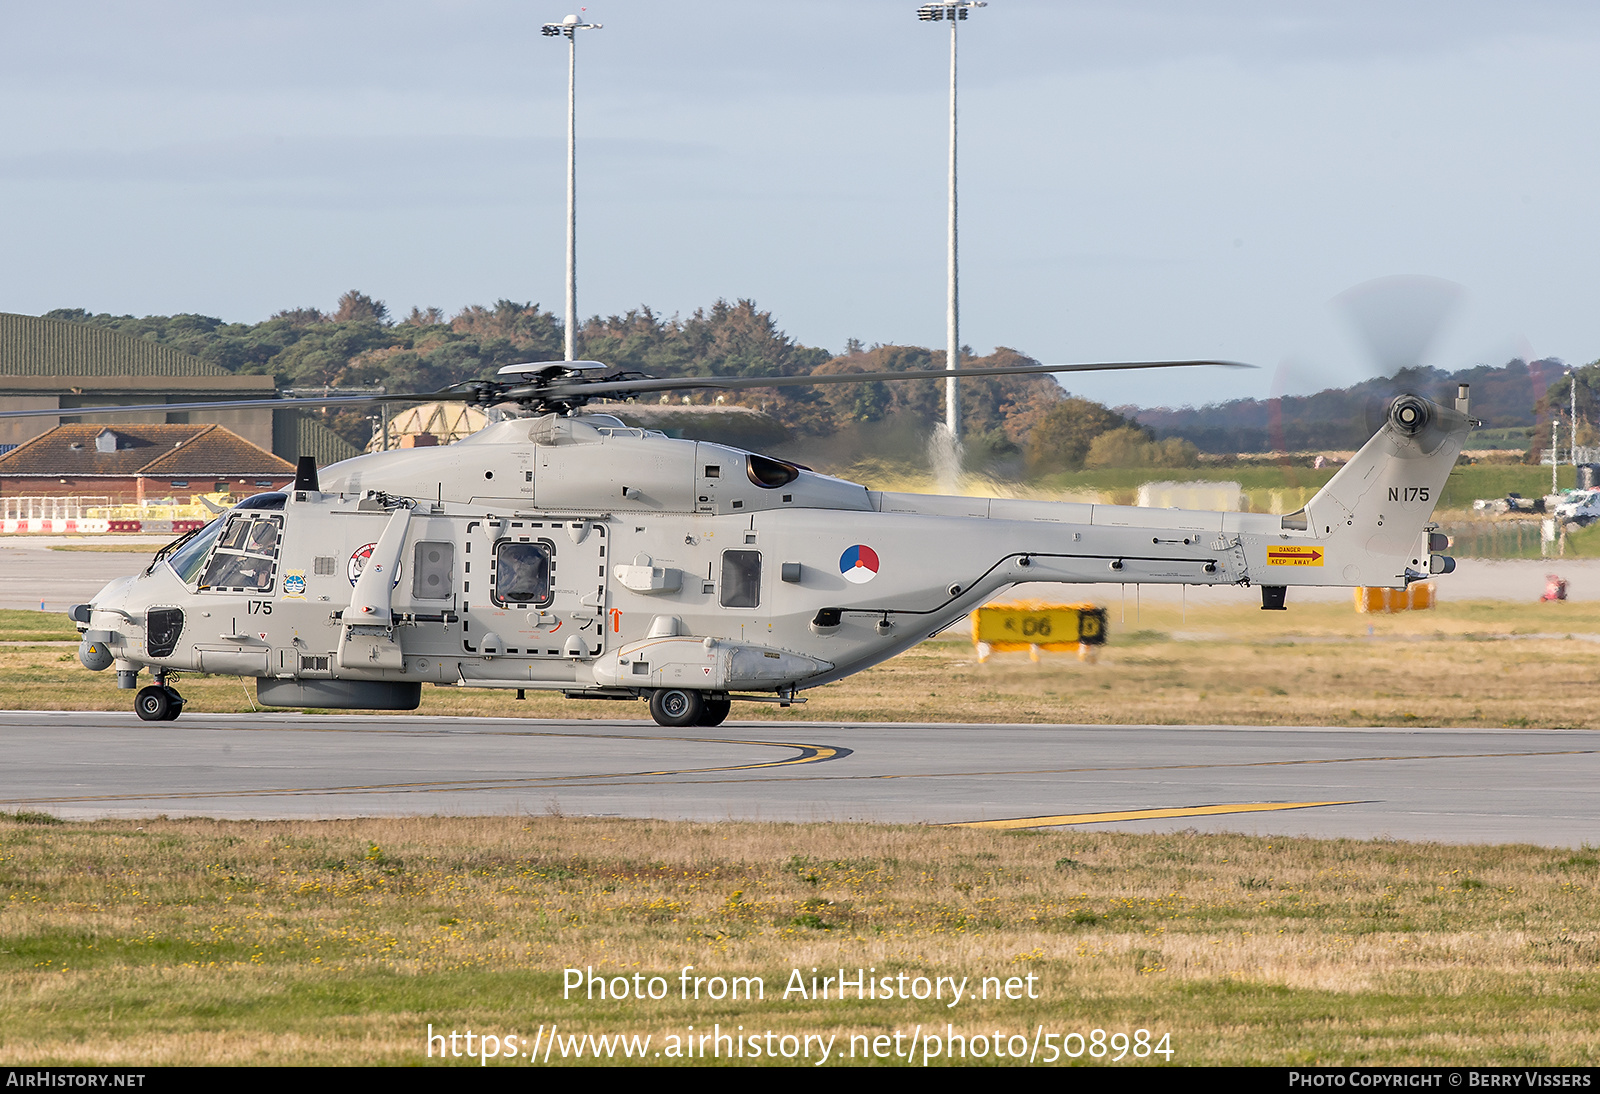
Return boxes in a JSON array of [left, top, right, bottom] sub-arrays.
[[720, 549, 761, 608], [493, 540, 554, 607], [412, 541, 454, 600]]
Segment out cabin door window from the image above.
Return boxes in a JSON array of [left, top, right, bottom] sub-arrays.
[[412, 541, 455, 600], [719, 550, 761, 608]]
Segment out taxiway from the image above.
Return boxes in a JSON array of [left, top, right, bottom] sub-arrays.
[[3, 711, 1595, 846]]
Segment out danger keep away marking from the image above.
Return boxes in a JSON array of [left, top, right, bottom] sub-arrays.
[[1267, 546, 1324, 567]]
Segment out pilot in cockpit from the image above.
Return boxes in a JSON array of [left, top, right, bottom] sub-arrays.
[[247, 521, 279, 553]]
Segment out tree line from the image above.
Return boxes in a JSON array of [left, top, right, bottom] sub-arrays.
[[1132, 359, 1574, 455], [47, 293, 1185, 472], [57, 292, 1572, 467]]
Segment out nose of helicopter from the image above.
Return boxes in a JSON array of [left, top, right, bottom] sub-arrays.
[[70, 575, 141, 672], [74, 574, 139, 620]]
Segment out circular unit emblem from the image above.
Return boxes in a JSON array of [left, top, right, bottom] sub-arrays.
[[349, 543, 376, 585], [839, 544, 880, 584]]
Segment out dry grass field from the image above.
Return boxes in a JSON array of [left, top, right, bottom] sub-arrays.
[[5, 600, 1600, 729], [2, 813, 1597, 1066]]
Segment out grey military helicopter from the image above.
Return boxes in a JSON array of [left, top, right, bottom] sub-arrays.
[[50, 356, 1467, 727]]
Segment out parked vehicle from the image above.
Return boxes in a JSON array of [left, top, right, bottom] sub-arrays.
[[1554, 490, 1600, 525]]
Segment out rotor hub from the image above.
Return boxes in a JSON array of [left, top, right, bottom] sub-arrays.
[[1389, 395, 1431, 436]]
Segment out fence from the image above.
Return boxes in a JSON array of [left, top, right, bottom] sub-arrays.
[[1541, 445, 1600, 466], [0, 494, 213, 534], [1437, 520, 1547, 559], [0, 496, 111, 521]]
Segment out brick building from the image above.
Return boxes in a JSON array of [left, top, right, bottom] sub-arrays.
[[0, 424, 295, 503]]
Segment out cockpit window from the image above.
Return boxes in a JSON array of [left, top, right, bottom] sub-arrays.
[[234, 492, 286, 511], [219, 520, 253, 551], [246, 521, 279, 553], [161, 518, 225, 585], [199, 514, 283, 592]]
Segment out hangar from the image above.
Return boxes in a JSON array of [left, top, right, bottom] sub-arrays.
[[0, 312, 357, 467]]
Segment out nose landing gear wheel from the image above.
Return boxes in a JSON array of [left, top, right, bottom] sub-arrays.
[[648, 688, 704, 728], [697, 698, 731, 727], [134, 685, 184, 721], [136, 685, 171, 722]]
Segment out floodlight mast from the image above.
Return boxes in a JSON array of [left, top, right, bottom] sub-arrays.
[[917, 1, 985, 440], [541, 14, 603, 361]]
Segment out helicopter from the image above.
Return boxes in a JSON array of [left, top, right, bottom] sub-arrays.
[[52, 357, 1469, 727]]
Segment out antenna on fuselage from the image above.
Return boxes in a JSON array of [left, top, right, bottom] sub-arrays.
[[294, 455, 320, 493]]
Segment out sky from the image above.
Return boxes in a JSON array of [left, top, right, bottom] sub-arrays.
[[2, 1, 1599, 408]]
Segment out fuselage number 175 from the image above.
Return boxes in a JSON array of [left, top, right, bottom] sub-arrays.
[[1389, 487, 1430, 502]]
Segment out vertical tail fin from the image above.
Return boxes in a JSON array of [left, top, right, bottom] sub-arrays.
[[1299, 391, 1472, 586]]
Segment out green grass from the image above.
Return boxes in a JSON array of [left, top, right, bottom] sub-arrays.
[[1442, 518, 1600, 560], [0, 609, 78, 643], [1440, 464, 1575, 509]]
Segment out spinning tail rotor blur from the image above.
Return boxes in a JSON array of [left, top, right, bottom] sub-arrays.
[[1337, 275, 1466, 437]]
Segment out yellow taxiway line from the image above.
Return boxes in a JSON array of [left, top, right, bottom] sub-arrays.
[[949, 800, 1362, 830], [0, 732, 846, 807]]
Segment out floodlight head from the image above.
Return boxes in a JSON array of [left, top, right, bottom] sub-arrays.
[[541, 16, 601, 38], [916, 1, 985, 20]]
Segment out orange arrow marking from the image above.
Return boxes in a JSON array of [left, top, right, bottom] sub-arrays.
[[1267, 545, 1324, 567]]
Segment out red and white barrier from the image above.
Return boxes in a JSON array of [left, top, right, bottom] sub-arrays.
[[0, 518, 112, 534], [0, 517, 205, 535], [103, 519, 203, 535]]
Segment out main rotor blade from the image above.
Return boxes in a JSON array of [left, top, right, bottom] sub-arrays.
[[0, 390, 470, 421], [0, 359, 1252, 421], [563, 359, 1252, 398]]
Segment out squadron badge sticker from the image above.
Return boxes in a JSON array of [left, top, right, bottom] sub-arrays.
[[349, 542, 401, 587], [839, 544, 880, 584], [282, 569, 307, 598], [348, 543, 376, 585]]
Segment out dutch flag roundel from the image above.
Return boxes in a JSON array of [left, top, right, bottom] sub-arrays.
[[839, 544, 880, 584]]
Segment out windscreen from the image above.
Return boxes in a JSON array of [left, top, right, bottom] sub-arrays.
[[199, 514, 283, 592], [162, 518, 225, 585]]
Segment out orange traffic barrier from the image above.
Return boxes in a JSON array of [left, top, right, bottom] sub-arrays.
[[1354, 583, 1435, 613]]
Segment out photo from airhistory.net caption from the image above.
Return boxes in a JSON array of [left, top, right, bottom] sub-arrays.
[[422, 963, 1145, 1064]]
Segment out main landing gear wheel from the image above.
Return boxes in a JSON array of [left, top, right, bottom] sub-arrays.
[[697, 698, 731, 727], [135, 685, 183, 722], [648, 688, 703, 728]]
